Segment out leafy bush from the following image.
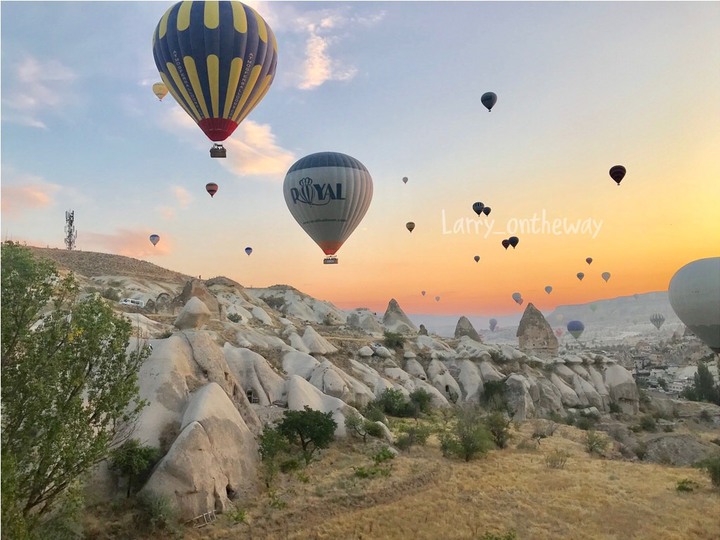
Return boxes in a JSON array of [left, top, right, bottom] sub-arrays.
[[383, 331, 405, 349], [482, 380, 507, 411], [478, 530, 517, 540], [109, 440, 161, 498], [227, 312, 242, 323], [574, 415, 597, 431], [365, 421, 385, 438], [608, 402, 622, 414], [373, 446, 396, 465], [225, 505, 247, 523], [377, 388, 416, 418], [639, 415, 657, 432], [101, 287, 121, 301], [279, 458, 300, 473], [353, 465, 391, 479], [695, 455, 720, 489], [395, 424, 432, 451], [634, 442, 648, 460], [675, 478, 699, 492], [485, 412, 512, 449], [545, 450, 570, 469], [409, 388, 433, 415], [135, 492, 179, 534], [362, 402, 386, 423], [441, 407, 494, 462], [585, 430, 609, 456]]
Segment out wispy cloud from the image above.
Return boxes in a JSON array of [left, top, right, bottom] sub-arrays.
[[172, 186, 192, 208], [1, 170, 61, 217], [2, 54, 77, 128], [82, 229, 171, 258]]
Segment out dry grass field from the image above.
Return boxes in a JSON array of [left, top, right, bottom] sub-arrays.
[[149, 421, 720, 540]]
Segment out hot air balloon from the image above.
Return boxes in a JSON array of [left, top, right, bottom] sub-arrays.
[[483, 206, 491, 216], [577, 272, 585, 281], [502, 239, 510, 250], [152, 1, 278, 158], [421, 291, 426, 297], [567, 320, 585, 340], [668, 257, 720, 352], [474, 255, 480, 263], [435, 296, 440, 302], [152, 82, 168, 101], [149, 234, 160, 246], [508, 236, 519, 248], [590, 304, 598, 312], [545, 286, 553, 294], [283, 152, 373, 264], [206, 182, 219, 198], [601, 272, 611, 283], [609, 165, 626, 186], [586, 257, 593, 265], [489, 318, 498, 332], [555, 314, 564, 322], [402, 177, 408, 184], [555, 328, 564, 337], [406, 222, 415, 233], [472, 202, 484, 216], [650, 313, 665, 330], [245, 246, 253, 256], [512, 292, 523, 305], [481, 92, 497, 112]]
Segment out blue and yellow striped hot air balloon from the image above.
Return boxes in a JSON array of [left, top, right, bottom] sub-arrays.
[[152, 1, 278, 158]]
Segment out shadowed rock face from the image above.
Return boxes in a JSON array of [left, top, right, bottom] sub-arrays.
[[382, 299, 419, 334], [175, 279, 220, 315], [454, 316, 481, 342], [516, 303, 558, 357]]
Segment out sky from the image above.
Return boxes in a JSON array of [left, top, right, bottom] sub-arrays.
[[2, 1, 719, 320]]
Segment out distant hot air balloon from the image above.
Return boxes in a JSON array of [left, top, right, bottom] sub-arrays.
[[586, 257, 593, 265], [206, 182, 219, 198], [609, 165, 626, 186], [421, 291, 426, 297], [577, 272, 585, 281], [406, 222, 416, 233], [545, 286, 553, 294], [435, 296, 440, 302], [590, 304, 598, 312], [481, 92, 497, 112], [668, 257, 720, 352], [152, 82, 168, 101], [149, 234, 160, 246], [601, 272, 611, 283], [512, 292, 523, 305], [502, 239, 510, 250], [489, 318, 498, 332], [555, 328, 564, 337], [402, 177, 409, 184], [474, 255, 480, 263], [152, 0, 278, 158], [555, 314, 564, 322], [508, 236, 519, 248], [245, 246, 253, 256], [650, 313, 665, 330], [283, 152, 373, 264], [472, 202, 484, 216], [567, 320, 585, 340], [482, 206, 491, 216]]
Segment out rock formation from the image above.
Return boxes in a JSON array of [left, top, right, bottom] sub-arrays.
[[454, 316, 482, 342], [382, 299, 419, 334], [516, 303, 558, 357]]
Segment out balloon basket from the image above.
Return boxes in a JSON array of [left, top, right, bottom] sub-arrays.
[[323, 256, 338, 265], [210, 144, 226, 158]]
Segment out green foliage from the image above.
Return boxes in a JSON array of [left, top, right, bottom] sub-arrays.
[[1, 242, 150, 530], [362, 401, 386, 423], [395, 423, 432, 451], [441, 406, 494, 462], [695, 455, 720, 489], [277, 406, 337, 465], [608, 402, 622, 414], [409, 388, 433, 415], [345, 410, 385, 443], [634, 442, 648, 460], [353, 465, 392, 479], [109, 440, 161, 498], [690, 362, 720, 405], [225, 505, 247, 523], [365, 421, 385, 438], [675, 478, 699, 492], [227, 312, 242, 323], [373, 446, 396, 465], [585, 430, 609, 456], [478, 529, 517, 540], [101, 287, 121, 301], [545, 450, 570, 469], [383, 331, 406, 349], [258, 426, 289, 487], [657, 377, 668, 391], [575, 415, 597, 431], [485, 411, 512, 449], [482, 380, 508, 411], [377, 388, 416, 418], [279, 458, 301, 473], [639, 414, 657, 432], [134, 491, 179, 534]]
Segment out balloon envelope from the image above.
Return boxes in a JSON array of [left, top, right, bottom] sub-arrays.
[[489, 318, 498, 332], [512, 292, 523, 305], [586, 257, 593, 265], [152, 82, 168, 101], [602, 272, 611, 282], [149, 234, 160, 246], [545, 286, 553, 294], [577, 272, 585, 281], [283, 152, 373, 258], [502, 239, 510, 250], [406, 222, 415, 233], [481, 92, 497, 112], [421, 291, 426, 296], [567, 320, 585, 340], [245, 246, 253, 256], [435, 296, 440, 302], [668, 257, 720, 352], [650, 313, 665, 330], [508, 236, 519, 248], [152, 1, 278, 144], [206, 182, 219, 197], [402, 177, 408, 184], [472, 202, 484, 216], [483, 206, 491, 216], [609, 165, 626, 186], [474, 255, 480, 263]]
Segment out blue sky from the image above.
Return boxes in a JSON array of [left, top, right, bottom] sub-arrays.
[[2, 1, 719, 317]]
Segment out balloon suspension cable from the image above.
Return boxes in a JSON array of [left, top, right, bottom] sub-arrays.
[[210, 144, 227, 159]]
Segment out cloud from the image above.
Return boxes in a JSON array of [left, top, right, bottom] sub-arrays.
[[1, 171, 61, 217], [2, 54, 76, 128], [172, 186, 193, 208], [81, 229, 172, 258]]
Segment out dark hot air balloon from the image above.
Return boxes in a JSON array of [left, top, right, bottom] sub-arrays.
[[650, 313, 665, 330], [586, 257, 593, 265], [283, 152, 373, 264], [601, 272, 611, 283], [474, 255, 480, 263], [482, 206, 491, 216], [152, 1, 278, 158], [472, 202, 484, 216], [577, 272, 585, 281], [402, 177, 408, 184], [406, 222, 415, 233], [481, 92, 497, 112], [206, 182, 219, 197], [567, 320, 585, 340], [421, 290, 426, 297], [435, 296, 440, 302], [609, 165, 626, 186], [149, 234, 160, 246], [545, 286, 553, 294], [489, 318, 498, 332], [502, 239, 510, 250], [245, 246, 253, 256], [508, 236, 519, 248], [512, 292, 523, 305]]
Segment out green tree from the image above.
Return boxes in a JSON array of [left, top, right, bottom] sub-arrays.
[[277, 406, 337, 465], [409, 388, 433, 415], [694, 362, 720, 405], [257, 426, 290, 487], [109, 439, 160, 498], [1, 242, 150, 535], [485, 411, 512, 449], [440, 406, 494, 462]]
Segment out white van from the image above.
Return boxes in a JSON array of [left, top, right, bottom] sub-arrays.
[[119, 298, 145, 308]]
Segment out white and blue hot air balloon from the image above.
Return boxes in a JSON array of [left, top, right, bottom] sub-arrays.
[[283, 151, 373, 264]]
